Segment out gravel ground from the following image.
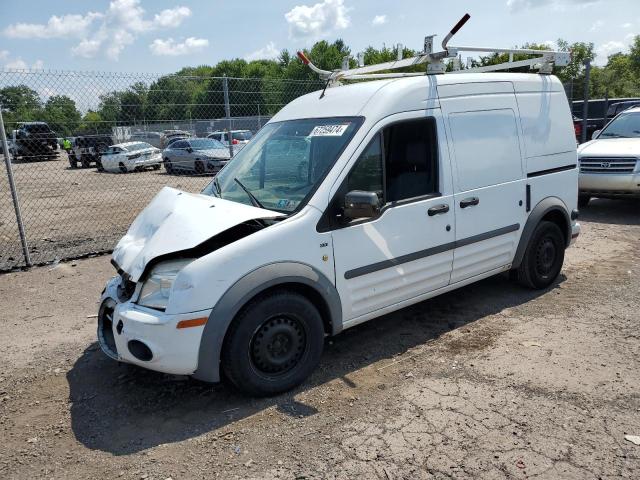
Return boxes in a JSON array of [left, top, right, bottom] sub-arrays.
[[0, 152, 209, 270], [0, 198, 638, 479]]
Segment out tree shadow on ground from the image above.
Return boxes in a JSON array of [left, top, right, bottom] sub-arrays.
[[68, 272, 562, 455]]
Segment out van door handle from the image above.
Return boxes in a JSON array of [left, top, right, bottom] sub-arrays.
[[459, 197, 480, 208], [428, 204, 450, 216]]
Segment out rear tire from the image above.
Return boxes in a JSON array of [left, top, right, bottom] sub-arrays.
[[118, 162, 128, 173], [578, 194, 590, 208], [221, 290, 325, 397], [517, 221, 565, 289], [164, 157, 173, 174]]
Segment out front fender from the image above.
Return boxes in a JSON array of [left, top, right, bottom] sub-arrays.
[[193, 262, 342, 383]]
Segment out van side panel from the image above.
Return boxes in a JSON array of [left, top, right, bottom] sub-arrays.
[[516, 89, 577, 175]]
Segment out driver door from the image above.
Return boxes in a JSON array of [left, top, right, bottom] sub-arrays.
[[331, 111, 455, 324]]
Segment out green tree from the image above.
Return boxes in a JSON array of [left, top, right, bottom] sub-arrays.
[[43, 95, 81, 136], [0, 85, 43, 129]]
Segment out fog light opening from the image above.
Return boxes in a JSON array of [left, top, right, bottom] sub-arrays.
[[128, 340, 153, 362], [97, 299, 118, 360]]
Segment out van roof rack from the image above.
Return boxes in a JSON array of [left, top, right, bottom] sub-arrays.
[[297, 13, 571, 86]]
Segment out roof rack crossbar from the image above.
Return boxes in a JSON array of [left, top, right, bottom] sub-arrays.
[[298, 13, 571, 86]]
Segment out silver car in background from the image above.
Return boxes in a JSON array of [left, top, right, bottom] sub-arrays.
[[162, 138, 234, 175], [577, 107, 640, 207]]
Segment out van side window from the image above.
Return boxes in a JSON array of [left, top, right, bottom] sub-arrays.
[[384, 118, 438, 202], [347, 133, 383, 202]]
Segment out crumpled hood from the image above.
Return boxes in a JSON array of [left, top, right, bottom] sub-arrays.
[[112, 186, 283, 281], [578, 138, 640, 157]]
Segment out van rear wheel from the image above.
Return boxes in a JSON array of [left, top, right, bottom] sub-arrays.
[[222, 290, 324, 397], [516, 221, 565, 289]]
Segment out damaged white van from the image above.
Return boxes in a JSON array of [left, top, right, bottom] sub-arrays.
[[98, 38, 580, 395]]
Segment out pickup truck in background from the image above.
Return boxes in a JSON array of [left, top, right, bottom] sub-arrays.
[[11, 122, 60, 161]]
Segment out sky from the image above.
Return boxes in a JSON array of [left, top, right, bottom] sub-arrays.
[[1, 0, 639, 73]]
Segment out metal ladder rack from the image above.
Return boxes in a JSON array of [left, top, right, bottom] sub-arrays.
[[297, 13, 571, 86]]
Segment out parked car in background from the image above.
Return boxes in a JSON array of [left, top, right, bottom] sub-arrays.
[[207, 129, 253, 146], [161, 130, 191, 148], [69, 135, 113, 169], [0, 139, 17, 157], [130, 131, 162, 149], [12, 122, 59, 161], [577, 106, 640, 206], [162, 138, 232, 174], [165, 136, 190, 148], [100, 142, 162, 173], [573, 97, 640, 143]]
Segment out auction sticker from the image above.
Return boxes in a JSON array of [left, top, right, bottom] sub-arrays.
[[309, 124, 349, 137]]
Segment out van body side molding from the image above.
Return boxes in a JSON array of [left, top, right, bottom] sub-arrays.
[[344, 223, 520, 280], [527, 164, 577, 178], [193, 262, 342, 383]]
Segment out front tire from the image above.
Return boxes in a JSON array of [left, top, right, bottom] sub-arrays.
[[516, 221, 565, 289], [164, 157, 174, 174], [222, 290, 325, 397]]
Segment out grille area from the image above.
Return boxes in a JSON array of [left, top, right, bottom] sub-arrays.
[[579, 157, 638, 174]]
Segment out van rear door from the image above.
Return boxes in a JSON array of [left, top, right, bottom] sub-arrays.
[[439, 82, 526, 283]]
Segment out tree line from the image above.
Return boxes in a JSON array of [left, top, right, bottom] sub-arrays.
[[1, 37, 639, 137]]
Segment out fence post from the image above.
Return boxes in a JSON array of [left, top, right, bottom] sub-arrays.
[[222, 76, 234, 159], [0, 104, 32, 267], [581, 59, 591, 144]]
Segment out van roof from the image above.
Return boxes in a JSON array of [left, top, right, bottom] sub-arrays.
[[272, 73, 565, 123]]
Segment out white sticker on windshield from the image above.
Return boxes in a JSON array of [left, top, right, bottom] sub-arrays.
[[309, 124, 349, 137]]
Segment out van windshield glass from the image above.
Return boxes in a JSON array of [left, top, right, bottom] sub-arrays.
[[599, 112, 640, 138], [202, 117, 362, 212]]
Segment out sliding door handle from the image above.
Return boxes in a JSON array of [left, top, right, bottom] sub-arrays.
[[428, 204, 450, 216], [459, 197, 480, 208]]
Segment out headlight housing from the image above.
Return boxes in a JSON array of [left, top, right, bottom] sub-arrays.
[[138, 259, 193, 310]]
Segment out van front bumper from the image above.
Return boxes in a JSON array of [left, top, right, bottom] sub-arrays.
[[578, 172, 640, 197], [98, 276, 211, 375]]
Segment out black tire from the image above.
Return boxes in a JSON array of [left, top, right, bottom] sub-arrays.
[[194, 160, 205, 175], [69, 158, 78, 169], [517, 221, 565, 289], [96, 159, 104, 172], [81, 155, 91, 168], [118, 162, 128, 174], [221, 290, 325, 397], [578, 194, 590, 208], [164, 157, 173, 174]]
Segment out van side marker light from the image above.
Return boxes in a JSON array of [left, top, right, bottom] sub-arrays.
[[176, 317, 208, 329]]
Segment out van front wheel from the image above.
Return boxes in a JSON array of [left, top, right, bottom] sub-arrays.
[[516, 221, 565, 289], [222, 290, 324, 397]]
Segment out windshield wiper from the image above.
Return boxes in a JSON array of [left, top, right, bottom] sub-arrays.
[[212, 176, 222, 197], [234, 177, 264, 209], [601, 133, 627, 138]]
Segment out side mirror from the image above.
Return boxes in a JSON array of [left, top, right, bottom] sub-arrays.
[[186, 147, 193, 153], [591, 130, 601, 139], [344, 190, 380, 220]]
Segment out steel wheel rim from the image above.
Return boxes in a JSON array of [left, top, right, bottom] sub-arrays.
[[250, 316, 306, 376], [535, 235, 557, 277]]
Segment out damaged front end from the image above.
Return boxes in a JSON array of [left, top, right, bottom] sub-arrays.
[[96, 186, 284, 374]]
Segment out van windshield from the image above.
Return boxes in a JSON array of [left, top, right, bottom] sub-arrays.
[[202, 117, 362, 212], [599, 112, 640, 138]]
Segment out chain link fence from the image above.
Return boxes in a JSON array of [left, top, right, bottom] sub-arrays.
[[0, 70, 323, 270]]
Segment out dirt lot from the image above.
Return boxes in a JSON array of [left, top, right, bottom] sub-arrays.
[[0, 198, 639, 479], [0, 152, 210, 270]]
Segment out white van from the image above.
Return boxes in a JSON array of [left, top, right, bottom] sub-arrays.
[[98, 72, 580, 396]]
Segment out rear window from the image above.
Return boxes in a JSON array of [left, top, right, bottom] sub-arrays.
[[233, 131, 253, 141], [23, 124, 51, 133], [127, 142, 151, 151]]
